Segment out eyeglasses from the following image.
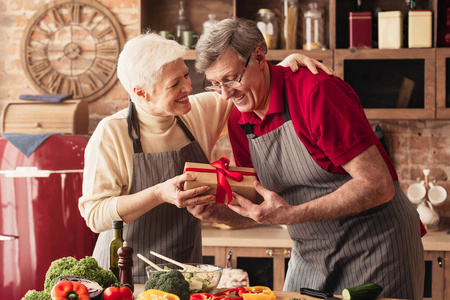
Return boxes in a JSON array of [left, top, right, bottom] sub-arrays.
[[203, 56, 251, 93]]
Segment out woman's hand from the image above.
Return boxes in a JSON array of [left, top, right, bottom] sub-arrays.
[[279, 53, 336, 76], [155, 173, 215, 208]]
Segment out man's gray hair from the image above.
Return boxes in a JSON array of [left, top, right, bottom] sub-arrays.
[[195, 18, 267, 73], [117, 33, 187, 100]]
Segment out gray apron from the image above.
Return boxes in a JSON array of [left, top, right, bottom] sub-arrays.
[[241, 98, 424, 299], [93, 100, 208, 283]]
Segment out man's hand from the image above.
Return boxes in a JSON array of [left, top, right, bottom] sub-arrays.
[[279, 53, 336, 76], [227, 181, 294, 225]]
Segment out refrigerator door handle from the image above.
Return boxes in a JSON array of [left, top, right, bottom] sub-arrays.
[[0, 234, 18, 241], [0, 167, 83, 178]]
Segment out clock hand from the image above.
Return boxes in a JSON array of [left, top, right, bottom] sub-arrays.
[[56, 26, 98, 62], [69, 49, 93, 65]]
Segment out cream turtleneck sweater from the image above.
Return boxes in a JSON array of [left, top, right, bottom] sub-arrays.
[[79, 92, 232, 232]]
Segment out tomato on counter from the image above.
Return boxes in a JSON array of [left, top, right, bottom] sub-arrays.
[[103, 286, 133, 300]]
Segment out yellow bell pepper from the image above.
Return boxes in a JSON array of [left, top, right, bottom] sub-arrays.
[[139, 289, 181, 300], [242, 286, 275, 300]]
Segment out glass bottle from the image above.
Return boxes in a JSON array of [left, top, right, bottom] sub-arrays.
[[173, 0, 190, 43], [203, 13, 217, 34], [280, 0, 298, 49], [109, 220, 123, 280], [256, 9, 279, 49], [302, 2, 325, 50]]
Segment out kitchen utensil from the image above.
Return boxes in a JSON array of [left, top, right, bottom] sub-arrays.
[[300, 287, 340, 299], [149, 251, 203, 272], [137, 253, 163, 271]]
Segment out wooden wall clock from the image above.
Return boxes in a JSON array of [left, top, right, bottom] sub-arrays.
[[21, 0, 125, 102]]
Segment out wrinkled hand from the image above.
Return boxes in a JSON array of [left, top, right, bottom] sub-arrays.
[[227, 181, 293, 224], [279, 53, 336, 76], [155, 173, 215, 208], [187, 202, 228, 223]]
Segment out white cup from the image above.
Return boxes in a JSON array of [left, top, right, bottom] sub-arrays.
[[417, 201, 440, 225], [428, 185, 447, 206], [407, 182, 426, 204]]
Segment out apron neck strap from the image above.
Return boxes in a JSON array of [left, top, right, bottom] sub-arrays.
[[175, 116, 196, 142], [241, 93, 291, 135], [127, 98, 143, 153]]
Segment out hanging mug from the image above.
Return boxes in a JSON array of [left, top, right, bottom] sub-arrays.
[[407, 181, 426, 204], [181, 30, 199, 49], [416, 201, 439, 225], [428, 183, 447, 206]]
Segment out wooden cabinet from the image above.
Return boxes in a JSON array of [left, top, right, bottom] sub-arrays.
[[436, 48, 450, 119], [203, 245, 291, 291], [424, 251, 445, 299], [139, 0, 449, 119]]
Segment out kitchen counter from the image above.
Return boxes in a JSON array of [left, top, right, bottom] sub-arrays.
[[202, 224, 450, 251], [133, 284, 401, 300]]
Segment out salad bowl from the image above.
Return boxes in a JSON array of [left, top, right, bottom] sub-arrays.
[[146, 263, 223, 293]]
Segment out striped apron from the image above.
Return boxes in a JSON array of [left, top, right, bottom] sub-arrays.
[[241, 99, 424, 299], [93, 100, 208, 283]]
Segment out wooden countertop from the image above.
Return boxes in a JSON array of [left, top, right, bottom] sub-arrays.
[[133, 284, 400, 300], [202, 224, 450, 251], [202, 224, 292, 248]]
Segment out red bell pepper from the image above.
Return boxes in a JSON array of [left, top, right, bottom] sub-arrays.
[[51, 281, 90, 300], [190, 293, 225, 300], [216, 287, 247, 300], [103, 286, 133, 300]]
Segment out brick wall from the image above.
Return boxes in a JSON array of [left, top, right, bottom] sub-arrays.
[[1, 0, 450, 228]]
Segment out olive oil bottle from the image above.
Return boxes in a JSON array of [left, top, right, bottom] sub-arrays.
[[109, 220, 123, 279]]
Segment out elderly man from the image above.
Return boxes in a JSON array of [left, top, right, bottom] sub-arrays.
[[190, 18, 425, 299]]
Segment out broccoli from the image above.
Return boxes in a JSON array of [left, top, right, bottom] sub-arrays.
[[145, 270, 190, 300], [21, 290, 51, 300], [44, 256, 117, 292]]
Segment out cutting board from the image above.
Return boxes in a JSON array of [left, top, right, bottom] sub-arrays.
[[133, 285, 400, 300]]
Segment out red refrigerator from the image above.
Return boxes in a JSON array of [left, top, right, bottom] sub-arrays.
[[0, 134, 96, 299]]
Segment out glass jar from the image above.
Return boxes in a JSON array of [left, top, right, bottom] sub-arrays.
[[302, 2, 325, 50], [280, 0, 298, 49], [256, 9, 278, 49], [203, 13, 217, 34]]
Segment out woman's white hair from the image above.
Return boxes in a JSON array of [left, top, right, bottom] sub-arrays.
[[117, 33, 188, 100]]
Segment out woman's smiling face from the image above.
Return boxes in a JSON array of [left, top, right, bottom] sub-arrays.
[[140, 58, 193, 117]]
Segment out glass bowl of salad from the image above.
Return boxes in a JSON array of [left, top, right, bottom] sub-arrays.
[[146, 263, 223, 293]]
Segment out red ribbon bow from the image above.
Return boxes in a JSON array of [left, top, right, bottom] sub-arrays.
[[185, 157, 256, 205]]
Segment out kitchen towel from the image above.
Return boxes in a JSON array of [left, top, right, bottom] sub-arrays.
[[0, 133, 59, 157], [19, 94, 72, 103]]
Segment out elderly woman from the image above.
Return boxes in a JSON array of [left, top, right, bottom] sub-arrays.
[[78, 32, 332, 283], [191, 18, 425, 299]]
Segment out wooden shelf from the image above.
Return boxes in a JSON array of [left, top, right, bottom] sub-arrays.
[[141, 0, 450, 121], [334, 48, 436, 119]]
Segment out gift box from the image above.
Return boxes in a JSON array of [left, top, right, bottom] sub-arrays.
[[183, 157, 258, 205]]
